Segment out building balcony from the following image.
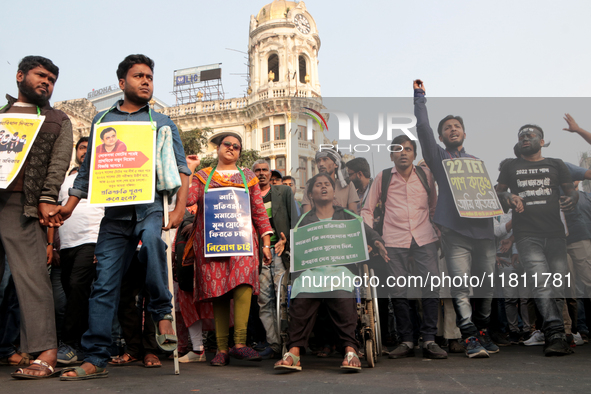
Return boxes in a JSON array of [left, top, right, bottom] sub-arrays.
[[161, 97, 248, 117], [260, 140, 287, 155]]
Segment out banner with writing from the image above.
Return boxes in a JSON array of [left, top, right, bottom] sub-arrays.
[[291, 217, 369, 273], [442, 158, 503, 218], [204, 187, 253, 257], [89, 121, 155, 206], [0, 114, 45, 188]]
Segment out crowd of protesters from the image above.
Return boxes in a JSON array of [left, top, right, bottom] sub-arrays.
[[1, 55, 591, 381]]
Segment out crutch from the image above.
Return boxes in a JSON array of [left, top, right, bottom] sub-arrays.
[[163, 192, 180, 375]]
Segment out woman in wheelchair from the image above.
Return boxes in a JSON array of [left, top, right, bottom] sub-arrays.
[[274, 173, 388, 372]]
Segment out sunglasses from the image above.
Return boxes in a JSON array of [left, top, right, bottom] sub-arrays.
[[222, 140, 241, 150]]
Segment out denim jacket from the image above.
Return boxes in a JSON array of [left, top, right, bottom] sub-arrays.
[[70, 101, 190, 221]]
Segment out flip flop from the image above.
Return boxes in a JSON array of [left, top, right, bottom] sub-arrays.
[[60, 365, 108, 381], [143, 354, 162, 368], [155, 314, 178, 352], [108, 353, 139, 366], [11, 359, 61, 379], [274, 352, 302, 371], [340, 351, 362, 372]]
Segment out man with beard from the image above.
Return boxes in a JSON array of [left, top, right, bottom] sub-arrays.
[[345, 157, 373, 213], [497, 124, 577, 356], [58, 54, 191, 379], [413, 79, 498, 358], [0, 56, 73, 378], [301, 149, 359, 214]]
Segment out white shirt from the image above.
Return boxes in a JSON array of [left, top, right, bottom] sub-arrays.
[[58, 173, 104, 249]]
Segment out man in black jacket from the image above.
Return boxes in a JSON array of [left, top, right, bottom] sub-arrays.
[[0, 56, 72, 378], [252, 159, 297, 358]]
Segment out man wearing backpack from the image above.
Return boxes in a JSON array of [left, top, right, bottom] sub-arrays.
[[361, 135, 446, 359]]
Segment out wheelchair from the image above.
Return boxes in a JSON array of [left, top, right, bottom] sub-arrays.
[[275, 263, 382, 367]]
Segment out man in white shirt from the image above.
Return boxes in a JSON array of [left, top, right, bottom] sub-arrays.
[[57, 137, 105, 364]]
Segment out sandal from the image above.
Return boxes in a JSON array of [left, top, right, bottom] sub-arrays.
[[108, 353, 139, 366], [143, 354, 162, 368], [317, 347, 332, 358], [274, 352, 302, 371], [340, 351, 362, 372], [1, 352, 31, 366], [60, 364, 108, 381], [11, 359, 61, 379], [155, 314, 178, 352]]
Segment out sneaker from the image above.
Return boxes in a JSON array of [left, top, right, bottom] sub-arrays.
[[179, 350, 206, 363], [57, 342, 83, 365], [229, 346, 262, 361], [573, 332, 584, 346], [448, 339, 465, 353], [544, 336, 574, 356], [477, 330, 500, 354], [581, 332, 589, 343], [490, 331, 511, 347], [465, 337, 489, 358], [388, 343, 415, 359], [523, 330, 545, 346], [422, 342, 448, 359], [259, 346, 281, 360]]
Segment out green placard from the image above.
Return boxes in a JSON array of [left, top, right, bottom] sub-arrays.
[[290, 218, 369, 273]]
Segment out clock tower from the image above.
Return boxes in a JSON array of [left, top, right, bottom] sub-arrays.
[[246, 1, 325, 189], [248, 1, 321, 97]]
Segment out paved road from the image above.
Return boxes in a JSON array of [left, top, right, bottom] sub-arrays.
[[3, 345, 591, 393]]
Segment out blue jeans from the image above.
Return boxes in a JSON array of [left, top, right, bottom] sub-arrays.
[[516, 237, 568, 339], [81, 212, 172, 368], [440, 226, 496, 338]]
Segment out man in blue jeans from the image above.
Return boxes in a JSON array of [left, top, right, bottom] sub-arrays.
[[57, 54, 191, 378], [413, 79, 498, 358], [497, 124, 577, 356]]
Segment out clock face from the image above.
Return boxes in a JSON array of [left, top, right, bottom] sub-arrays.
[[294, 14, 311, 34]]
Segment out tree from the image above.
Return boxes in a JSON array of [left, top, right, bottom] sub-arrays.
[[179, 126, 212, 156], [196, 149, 264, 171]]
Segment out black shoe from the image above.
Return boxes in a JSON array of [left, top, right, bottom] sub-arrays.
[[448, 339, 465, 353], [388, 343, 415, 359], [423, 342, 448, 359], [435, 336, 448, 348], [490, 331, 511, 347], [508, 332, 522, 345], [544, 336, 574, 357]]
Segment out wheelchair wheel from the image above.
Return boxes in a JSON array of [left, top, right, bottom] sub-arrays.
[[370, 268, 383, 357], [365, 338, 375, 368]]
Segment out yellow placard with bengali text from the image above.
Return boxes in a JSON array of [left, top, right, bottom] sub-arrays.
[[89, 121, 155, 206], [0, 114, 45, 189]]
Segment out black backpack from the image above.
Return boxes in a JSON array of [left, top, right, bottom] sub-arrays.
[[373, 166, 431, 235]]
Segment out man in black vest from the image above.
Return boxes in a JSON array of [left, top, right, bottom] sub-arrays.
[[0, 56, 73, 378]]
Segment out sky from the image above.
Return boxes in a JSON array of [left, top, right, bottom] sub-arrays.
[[2, 0, 591, 177]]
